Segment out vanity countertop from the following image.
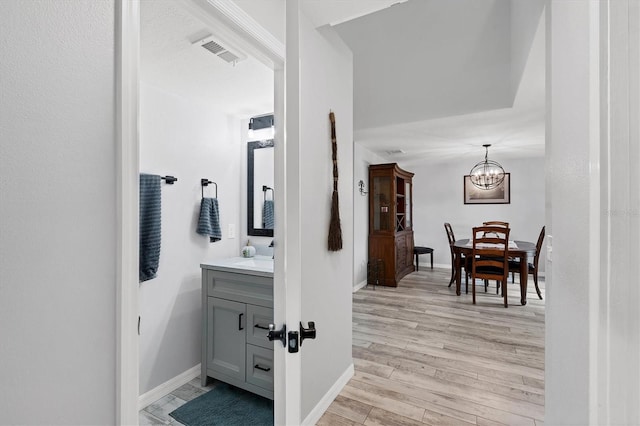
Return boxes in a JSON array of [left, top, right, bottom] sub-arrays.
[[201, 255, 274, 278]]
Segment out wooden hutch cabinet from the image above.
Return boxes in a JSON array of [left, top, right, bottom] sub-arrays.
[[368, 163, 415, 287]]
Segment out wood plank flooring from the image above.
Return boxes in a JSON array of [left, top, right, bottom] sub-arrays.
[[317, 268, 545, 426]]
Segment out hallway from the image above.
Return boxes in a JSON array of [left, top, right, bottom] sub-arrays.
[[319, 268, 545, 425]]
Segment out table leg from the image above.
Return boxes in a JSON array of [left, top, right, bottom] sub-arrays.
[[520, 253, 528, 305], [455, 252, 461, 296]]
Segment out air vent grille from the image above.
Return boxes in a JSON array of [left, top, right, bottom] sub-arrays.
[[201, 40, 225, 55]]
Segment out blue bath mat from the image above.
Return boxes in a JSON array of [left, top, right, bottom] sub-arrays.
[[169, 382, 273, 426]]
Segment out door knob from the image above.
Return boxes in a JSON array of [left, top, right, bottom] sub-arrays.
[[268, 323, 287, 348], [299, 321, 316, 346]]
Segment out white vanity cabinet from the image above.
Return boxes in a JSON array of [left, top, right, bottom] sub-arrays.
[[201, 258, 274, 400]]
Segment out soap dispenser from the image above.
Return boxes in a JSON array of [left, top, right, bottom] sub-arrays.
[[241, 240, 256, 258]]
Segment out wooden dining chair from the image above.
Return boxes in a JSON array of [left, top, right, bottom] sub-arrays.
[[471, 225, 511, 307], [509, 226, 545, 300], [444, 223, 457, 287], [483, 221, 509, 227], [445, 223, 471, 292], [481, 221, 510, 291]]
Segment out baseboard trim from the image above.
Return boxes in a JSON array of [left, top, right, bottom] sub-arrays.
[[353, 279, 367, 293], [302, 362, 354, 426], [138, 364, 201, 410]]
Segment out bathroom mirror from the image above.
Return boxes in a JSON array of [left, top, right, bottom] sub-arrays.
[[247, 140, 274, 237]]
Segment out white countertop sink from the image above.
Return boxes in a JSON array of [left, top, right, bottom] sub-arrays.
[[201, 255, 274, 277]]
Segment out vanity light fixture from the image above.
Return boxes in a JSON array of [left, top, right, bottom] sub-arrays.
[[358, 180, 368, 196], [248, 114, 274, 139], [469, 144, 506, 190]]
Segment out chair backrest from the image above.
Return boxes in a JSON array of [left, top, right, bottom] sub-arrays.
[[483, 221, 509, 228], [444, 223, 456, 246], [533, 226, 546, 268], [471, 225, 511, 282]]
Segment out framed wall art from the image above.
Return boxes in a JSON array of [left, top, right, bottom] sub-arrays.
[[464, 173, 510, 204]]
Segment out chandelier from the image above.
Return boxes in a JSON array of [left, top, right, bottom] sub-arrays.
[[469, 144, 505, 190]]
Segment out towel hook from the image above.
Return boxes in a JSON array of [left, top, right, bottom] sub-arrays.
[[201, 178, 217, 199]]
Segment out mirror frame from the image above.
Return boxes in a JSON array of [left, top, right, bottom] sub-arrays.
[[247, 139, 275, 237]]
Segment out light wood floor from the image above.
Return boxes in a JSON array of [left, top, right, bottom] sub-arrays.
[[318, 267, 545, 426]]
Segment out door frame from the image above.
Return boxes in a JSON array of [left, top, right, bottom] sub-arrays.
[[115, 0, 286, 424]]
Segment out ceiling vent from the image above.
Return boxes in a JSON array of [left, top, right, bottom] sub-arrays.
[[193, 35, 246, 66], [386, 149, 406, 155]]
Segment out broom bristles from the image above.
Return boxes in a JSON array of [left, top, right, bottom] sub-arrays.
[[328, 190, 343, 251]]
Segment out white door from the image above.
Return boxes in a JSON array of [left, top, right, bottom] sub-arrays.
[[273, 2, 354, 424]]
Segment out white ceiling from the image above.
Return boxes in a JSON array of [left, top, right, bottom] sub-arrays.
[[331, 0, 545, 163], [140, 0, 274, 118], [141, 0, 545, 163], [343, 1, 546, 165]]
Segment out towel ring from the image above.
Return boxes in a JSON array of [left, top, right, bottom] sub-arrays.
[[262, 185, 273, 203], [201, 179, 217, 199]]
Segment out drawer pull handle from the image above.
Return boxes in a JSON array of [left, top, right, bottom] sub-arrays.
[[254, 364, 271, 372], [254, 324, 270, 330], [238, 313, 244, 330]]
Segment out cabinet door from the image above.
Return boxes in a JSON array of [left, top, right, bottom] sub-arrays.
[[405, 233, 414, 269], [395, 234, 407, 270], [371, 175, 393, 232], [246, 305, 274, 349], [207, 297, 246, 381]]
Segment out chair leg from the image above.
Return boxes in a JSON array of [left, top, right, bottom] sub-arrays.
[[484, 279, 488, 292], [496, 281, 500, 295], [534, 272, 543, 299], [448, 253, 455, 287], [465, 271, 469, 294], [503, 281, 508, 308], [472, 275, 476, 304]]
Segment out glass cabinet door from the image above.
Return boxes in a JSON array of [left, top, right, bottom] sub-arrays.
[[372, 176, 392, 231], [405, 181, 412, 229]]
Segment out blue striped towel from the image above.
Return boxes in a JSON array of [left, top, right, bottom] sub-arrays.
[[139, 173, 161, 282], [263, 200, 274, 229], [197, 198, 222, 242]]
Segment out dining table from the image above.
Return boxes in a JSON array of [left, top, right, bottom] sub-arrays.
[[453, 239, 537, 305]]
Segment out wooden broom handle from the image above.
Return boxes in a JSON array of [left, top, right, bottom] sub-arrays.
[[329, 112, 338, 191]]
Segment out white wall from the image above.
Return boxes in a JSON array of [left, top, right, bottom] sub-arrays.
[[406, 156, 546, 271], [546, 1, 640, 424], [0, 1, 117, 423], [295, 13, 354, 421], [353, 144, 386, 290], [138, 82, 242, 393], [545, 4, 591, 420]]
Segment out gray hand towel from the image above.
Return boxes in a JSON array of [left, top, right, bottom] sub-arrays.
[[262, 200, 274, 229], [140, 173, 161, 282], [197, 198, 222, 242]]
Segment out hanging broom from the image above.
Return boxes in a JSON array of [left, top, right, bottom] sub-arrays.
[[328, 111, 343, 251]]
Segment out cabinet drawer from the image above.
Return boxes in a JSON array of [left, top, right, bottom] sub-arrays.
[[246, 344, 273, 391], [246, 305, 274, 349], [206, 270, 273, 307]]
